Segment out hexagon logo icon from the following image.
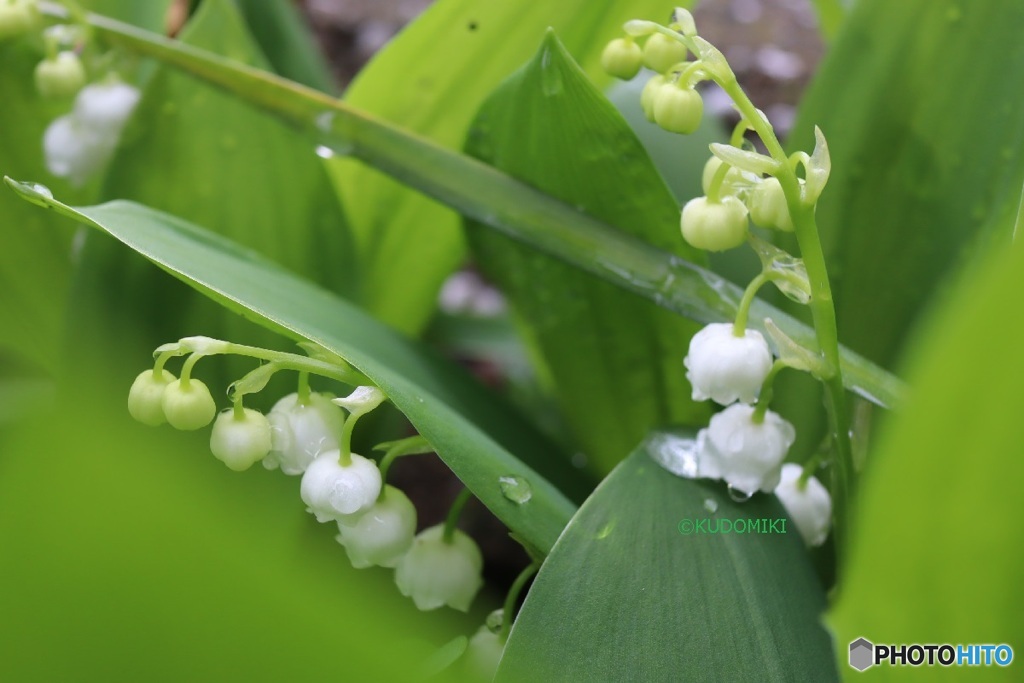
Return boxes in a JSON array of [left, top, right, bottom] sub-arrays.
[[849, 637, 874, 671]]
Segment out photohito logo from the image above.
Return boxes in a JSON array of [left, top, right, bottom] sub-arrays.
[[849, 637, 1013, 671]]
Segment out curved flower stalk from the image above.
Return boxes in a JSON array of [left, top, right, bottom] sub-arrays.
[[605, 8, 851, 549]]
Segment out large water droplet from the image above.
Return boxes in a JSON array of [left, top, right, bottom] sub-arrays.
[[647, 431, 702, 479], [498, 475, 532, 504], [485, 608, 504, 634], [727, 485, 753, 503], [703, 498, 719, 513], [30, 183, 53, 199], [595, 520, 615, 539]]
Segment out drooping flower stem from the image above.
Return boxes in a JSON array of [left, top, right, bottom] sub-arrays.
[[338, 413, 360, 467], [751, 360, 789, 424], [500, 561, 540, 642], [442, 487, 474, 544], [732, 272, 771, 336]]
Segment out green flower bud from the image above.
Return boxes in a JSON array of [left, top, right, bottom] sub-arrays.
[[34, 52, 86, 99], [0, 1, 36, 41], [210, 408, 272, 472], [161, 378, 217, 431], [748, 176, 794, 231], [653, 83, 703, 135], [640, 74, 666, 123], [128, 369, 176, 427], [600, 38, 643, 80], [680, 196, 749, 252], [701, 156, 746, 197], [642, 33, 687, 73]]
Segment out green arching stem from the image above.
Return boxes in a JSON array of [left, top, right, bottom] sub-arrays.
[[297, 371, 311, 404], [442, 488, 473, 544], [232, 393, 245, 419], [152, 350, 175, 379], [707, 123, 748, 203], [179, 353, 202, 387], [177, 338, 367, 386], [652, 22, 853, 548], [500, 561, 540, 642], [733, 271, 771, 335], [674, 60, 704, 89], [338, 412, 360, 467], [751, 360, 789, 424], [377, 445, 407, 490]]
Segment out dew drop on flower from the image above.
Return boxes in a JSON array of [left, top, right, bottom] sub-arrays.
[[498, 475, 532, 504], [485, 608, 504, 634], [727, 485, 753, 503]]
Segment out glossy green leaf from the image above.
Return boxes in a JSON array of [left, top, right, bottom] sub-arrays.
[[47, 7, 905, 410], [330, 0, 695, 333], [74, 0, 355, 387], [830, 243, 1024, 681], [497, 431, 838, 682], [465, 34, 709, 473], [777, 0, 1024, 451], [7, 181, 581, 554]]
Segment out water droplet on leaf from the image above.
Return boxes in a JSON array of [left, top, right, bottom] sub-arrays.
[[727, 485, 753, 503], [498, 475, 532, 504]]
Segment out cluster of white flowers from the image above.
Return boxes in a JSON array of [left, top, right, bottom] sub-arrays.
[[684, 323, 831, 545], [129, 368, 487, 609], [43, 79, 140, 186]]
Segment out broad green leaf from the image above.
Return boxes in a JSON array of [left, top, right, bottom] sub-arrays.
[[466, 34, 710, 473], [830, 243, 1024, 681], [84, 0, 173, 31], [330, 0, 695, 333], [0, 382, 460, 683], [0, 40, 83, 373], [807, 0, 847, 40], [50, 7, 905, 410], [74, 0, 355, 389], [235, 0, 335, 93], [7, 181, 583, 554], [497, 432, 838, 682], [777, 0, 1024, 451]]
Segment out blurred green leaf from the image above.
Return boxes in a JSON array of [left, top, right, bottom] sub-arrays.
[[51, 7, 905, 409], [0, 383, 454, 683], [84, 0, 173, 31], [235, 0, 335, 93], [330, 0, 696, 333], [497, 431, 838, 682], [807, 0, 847, 40], [7, 182, 583, 553], [466, 33, 710, 473], [0, 40, 83, 373], [778, 0, 1024, 452], [830, 242, 1024, 681]]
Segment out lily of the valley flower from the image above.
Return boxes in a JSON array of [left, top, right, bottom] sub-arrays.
[[335, 485, 417, 568], [264, 392, 344, 475], [161, 377, 217, 431], [209, 408, 272, 472], [698, 404, 795, 494], [463, 625, 505, 681], [300, 451, 381, 522], [127, 368, 176, 426], [684, 323, 773, 405], [42, 79, 140, 185], [394, 525, 483, 612], [774, 463, 832, 546]]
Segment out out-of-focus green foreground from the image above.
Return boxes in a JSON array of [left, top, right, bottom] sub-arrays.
[[0, 371, 464, 681]]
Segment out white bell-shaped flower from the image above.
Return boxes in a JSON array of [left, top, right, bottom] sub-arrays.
[[209, 408, 272, 472], [43, 114, 113, 186], [394, 525, 483, 612], [463, 625, 505, 681], [161, 378, 217, 431], [300, 451, 381, 522], [72, 81, 141, 133], [127, 368, 176, 427], [698, 404, 795, 494], [335, 485, 417, 568], [774, 463, 832, 546], [42, 79, 140, 186], [684, 323, 773, 405], [264, 392, 344, 475]]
